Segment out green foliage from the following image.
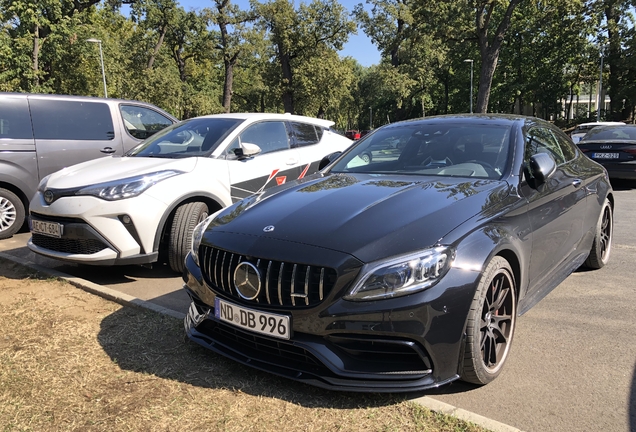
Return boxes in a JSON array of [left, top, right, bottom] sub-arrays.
[[0, 0, 635, 123]]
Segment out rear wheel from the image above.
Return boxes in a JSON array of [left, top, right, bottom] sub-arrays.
[[0, 188, 25, 240], [584, 198, 612, 269], [168, 202, 208, 273], [461, 256, 517, 385]]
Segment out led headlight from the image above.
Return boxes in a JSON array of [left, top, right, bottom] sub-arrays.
[[190, 209, 223, 266], [37, 174, 52, 192], [76, 170, 183, 201], [345, 247, 454, 301]]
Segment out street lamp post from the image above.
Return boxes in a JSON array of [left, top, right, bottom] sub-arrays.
[[464, 59, 474, 113], [86, 38, 107, 98], [369, 106, 373, 130], [597, 46, 605, 122]]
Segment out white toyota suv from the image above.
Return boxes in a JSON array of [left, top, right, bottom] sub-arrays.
[[28, 113, 351, 272]]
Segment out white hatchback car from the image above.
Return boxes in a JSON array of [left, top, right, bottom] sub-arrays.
[[28, 113, 352, 272]]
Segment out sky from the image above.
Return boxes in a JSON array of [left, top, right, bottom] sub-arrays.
[[175, 0, 381, 67]]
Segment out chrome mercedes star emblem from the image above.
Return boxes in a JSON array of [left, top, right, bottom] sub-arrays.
[[233, 262, 261, 300], [263, 225, 275, 232]]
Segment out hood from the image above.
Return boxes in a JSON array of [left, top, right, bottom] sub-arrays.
[[46, 156, 199, 188], [209, 173, 510, 263]]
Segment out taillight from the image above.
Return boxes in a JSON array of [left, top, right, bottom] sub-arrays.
[[580, 148, 590, 152], [625, 148, 636, 155]]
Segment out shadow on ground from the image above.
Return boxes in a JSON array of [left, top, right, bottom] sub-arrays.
[[97, 307, 463, 408]]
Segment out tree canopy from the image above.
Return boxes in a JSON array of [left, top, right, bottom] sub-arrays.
[[1, 0, 635, 128]]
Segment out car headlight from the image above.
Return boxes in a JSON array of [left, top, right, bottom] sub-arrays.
[[37, 174, 52, 192], [76, 170, 183, 201], [190, 209, 223, 266], [345, 247, 454, 301]]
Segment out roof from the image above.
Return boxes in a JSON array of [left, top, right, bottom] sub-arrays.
[[198, 112, 335, 128]]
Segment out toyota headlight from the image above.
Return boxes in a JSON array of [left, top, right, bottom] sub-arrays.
[[37, 174, 52, 192], [76, 170, 183, 201], [345, 247, 454, 301]]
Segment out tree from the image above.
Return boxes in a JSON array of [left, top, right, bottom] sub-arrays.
[[253, 0, 355, 114], [206, 0, 256, 112]]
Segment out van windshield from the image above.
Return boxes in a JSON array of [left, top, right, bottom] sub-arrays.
[[126, 118, 244, 158]]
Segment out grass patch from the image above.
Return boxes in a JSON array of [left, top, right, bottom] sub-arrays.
[[0, 258, 489, 431]]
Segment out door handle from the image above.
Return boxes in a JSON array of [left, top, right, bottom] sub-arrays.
[[100, 147, 116, 154], [572, 179, 582, 188]]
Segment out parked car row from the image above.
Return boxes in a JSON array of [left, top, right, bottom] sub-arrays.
[[1, 95, 617, 393], [0, 93, 178, 239]]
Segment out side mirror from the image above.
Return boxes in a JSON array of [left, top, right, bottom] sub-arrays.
[[318, 151, 342, 170], [233, 142, 261, 160], [526, 152, 556, 186]]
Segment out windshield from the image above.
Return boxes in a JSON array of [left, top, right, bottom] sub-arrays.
[[583, 126, 636, 141], [329, 122, 512, 180], [126, 117, 244, 158]]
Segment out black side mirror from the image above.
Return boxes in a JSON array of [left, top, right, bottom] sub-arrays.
[[319, 151, 342, 170], [525, 152, 556, 187]]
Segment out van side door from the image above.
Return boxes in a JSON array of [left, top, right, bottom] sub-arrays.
[[28, 97, 123, 179]]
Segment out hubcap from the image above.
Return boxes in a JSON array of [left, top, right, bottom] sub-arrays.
[[480, 269, 515, 373], [0, 197, 17, 232]]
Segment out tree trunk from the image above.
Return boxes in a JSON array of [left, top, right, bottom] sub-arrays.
[[32, 25, 40, 88], [148, 24, 167, 69], [280, 52, 294, 114], [474, 0, 522, 113], [222, 59, 234, 113]]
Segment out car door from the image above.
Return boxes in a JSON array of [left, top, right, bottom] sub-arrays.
[[28, 97, 123, 179], [519, 125, 587, 303], [225, 120, 301, 202], [118, 104, 176, 151]]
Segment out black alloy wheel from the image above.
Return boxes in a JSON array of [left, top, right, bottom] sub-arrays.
[[461, 256, 517, 385], [584, 198, 613, 269]]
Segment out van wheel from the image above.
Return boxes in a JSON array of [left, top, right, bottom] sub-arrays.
[[168, 202, 208, 273], [0, 188, 25, 240]]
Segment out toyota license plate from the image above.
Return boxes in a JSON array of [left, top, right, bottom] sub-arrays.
[[31, 219, 63, 238], [592, 152, 619, 159], [215, 297, 291, 340]]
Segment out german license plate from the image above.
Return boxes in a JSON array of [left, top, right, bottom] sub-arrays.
[[215, 297, 290, 340], [592, 152, 619, 159], [31, 219, 63, 238]]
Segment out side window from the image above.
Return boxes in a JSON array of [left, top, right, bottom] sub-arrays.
[[239, 121, 290, 154], [525, 127, 565, 166], [0, 97, 33, 139], [30, 99, 114, 140], [551, 128, 577, 162], [120, 105, 174, 140], [290, 122, 319, 147]]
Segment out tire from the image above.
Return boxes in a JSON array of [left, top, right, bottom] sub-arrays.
[[360, 152, 371, 164], [461, 256, 517, 385], [0, 188, 25, 240], [583, 198, 612, 269], [168, 202, 208, 273]]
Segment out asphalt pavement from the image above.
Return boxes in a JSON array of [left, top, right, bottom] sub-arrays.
[[1, 181, 635, 432]]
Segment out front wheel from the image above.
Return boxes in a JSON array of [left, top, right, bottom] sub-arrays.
[[583, 198, 612, 269], [0, 188, 25, 240], [168, 202, 208, 273], [461, 256, 517, 385]]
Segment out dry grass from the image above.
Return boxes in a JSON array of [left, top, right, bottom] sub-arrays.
[[0, 258, 488, 432]]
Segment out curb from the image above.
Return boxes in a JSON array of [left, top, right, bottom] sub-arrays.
[[0, 251, 522, 432]]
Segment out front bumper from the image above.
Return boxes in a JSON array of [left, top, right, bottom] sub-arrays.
[[27, 192, 167, 265], [182, 249, 481, 393]]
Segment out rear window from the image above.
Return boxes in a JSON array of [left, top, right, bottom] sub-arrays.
[[30, 99, 114, 140], [0, 97, 33, 139], [291, 122, 320, 147], [584, 127, 636, 141]]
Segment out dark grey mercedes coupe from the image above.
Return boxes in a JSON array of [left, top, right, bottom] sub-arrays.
[[182, 114, 613, 392]]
